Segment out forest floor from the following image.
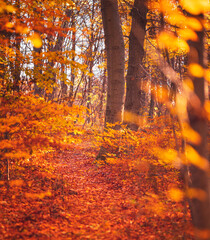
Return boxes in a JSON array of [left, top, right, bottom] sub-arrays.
[[0, 140, 194, 240]]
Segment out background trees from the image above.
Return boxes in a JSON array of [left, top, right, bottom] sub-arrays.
[[0, 0, 194, 125]]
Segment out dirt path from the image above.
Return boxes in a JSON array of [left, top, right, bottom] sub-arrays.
[[0, 142, 193, 239]]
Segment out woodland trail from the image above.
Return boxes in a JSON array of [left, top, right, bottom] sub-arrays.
[[0, 141, 193, 240]]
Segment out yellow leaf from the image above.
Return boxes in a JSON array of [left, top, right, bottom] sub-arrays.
[[168, 188, 184, 202], [167, 12, 186, 27], [124, 111, 146, 127], [183, 78, 194, 91], [158, 31, 189, 52], [160, 0, 174, 14], [158, 31, 176, 50], [27, 33, 42, 48], [187, 17, 203, 31], [185, 145, 209, 170], [180, 0, 210, 15], [5, 22, 14, 29], [176, 38, 190, 52], [176, 94, 188, 122], [177, 28, 198, 41], [16, 25, 30, 34], [155, 147, 181, 168], [186, 188, 207, 201], [182, 123, 201, 145], [5, 5, 16, 13], [189, 63, 204, 78]]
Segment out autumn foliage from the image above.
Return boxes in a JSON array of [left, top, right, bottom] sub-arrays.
[[0, 109, 194, 239], [0, 93, 86, 178], [0, 90, 195, 239], [0, 0, 209, 239]]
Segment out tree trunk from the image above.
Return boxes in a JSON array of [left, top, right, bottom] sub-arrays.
[[69, 12, 76, 106], [187, 13, 210, 239], [124, 0, 148, 130], [101, 0, 125, 126], [86, 2, 95, 124], [33, 43, 44, 97], [99, 69, 107, 121], [148, 93, 154, 119], [12, 38, 21, 92]]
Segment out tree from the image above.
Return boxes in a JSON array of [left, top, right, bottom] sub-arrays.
[[101, 0, 125, 125], [186, 11, 210, 239], [124, 0, 148, 130], [156, 0, 210, 237]]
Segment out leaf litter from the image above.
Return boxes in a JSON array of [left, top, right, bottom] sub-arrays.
[[0, 141, 193, 239]]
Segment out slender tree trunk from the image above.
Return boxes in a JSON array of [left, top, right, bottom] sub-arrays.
[[99, 69, 107, 121], [0, 48, 5, 90], [86, 61, 93, 123], [87, 3, 95, 124], [60, 65, 68, 101], [13, 38, 21, 92], [68, 12, 76, 106], [0, 35, 10, 93], [124, 0, 148, 130], [101, 0, 125, 125], [148, 94, 154, 119], [11, 0, 21, 93], [33, 46, 44, 97], [186, 13, 210, 239]]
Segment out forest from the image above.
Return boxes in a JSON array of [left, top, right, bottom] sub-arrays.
[[0, 0, 210, 239]]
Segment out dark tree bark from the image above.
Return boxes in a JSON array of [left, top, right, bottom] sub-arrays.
[[186, 13, 210, 238], [96, 0, 125, 161], [124, 0, 148, 130], [101, 0, 125, 126], [33, 46, 44, 97], [99, 69, 107, 120], [86, 2, 95, 124], [12, 38, 21, 92], [68, 11, 76, 106]]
